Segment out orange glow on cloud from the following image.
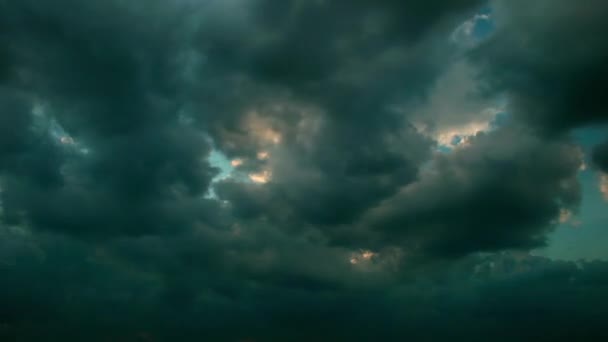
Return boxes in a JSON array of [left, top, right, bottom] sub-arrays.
[[249, 170, 271, 184], [600, 173, 608, 201]]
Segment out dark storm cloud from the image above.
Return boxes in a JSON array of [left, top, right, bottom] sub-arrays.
[[471, 0, 608, 133], [205, 0, 486, 226], [358, 127, 583, 256], [2, 228, 608, 341], [0, 0, 587, 254], [0, 0, 222, 236], [200, 0, 485, 88], [1, 0, 607, 341], [0, 0, 486, 237], [592, 140, 608, 173], [0, 93, 37, 168], [198, 0, 487, 145], [215, 121, 431, 226]]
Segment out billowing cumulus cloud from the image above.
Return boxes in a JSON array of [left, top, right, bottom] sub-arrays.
[[471, 0, 608, 133], [359, 127, 583, 256], [1, 0, 608, 340]]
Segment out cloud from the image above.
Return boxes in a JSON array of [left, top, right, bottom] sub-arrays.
[[600, 174, 608, 202], [358, 127, 583, 256], [592, 140, 608, 173], [408, 61, 501, 142], [470, 0, 608, 133], [1, 227, 608, 341], [0, 0, 607, 340], [591, 140, 608, 201], [0, 0, 221, 237], [451, 12, 492, 46]]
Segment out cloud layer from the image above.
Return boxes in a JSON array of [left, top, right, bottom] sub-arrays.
[[0, 0, 607, 340]]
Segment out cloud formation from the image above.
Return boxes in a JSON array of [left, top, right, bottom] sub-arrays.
[[472, 0, 608, 133], [0, 0, 607, 340]]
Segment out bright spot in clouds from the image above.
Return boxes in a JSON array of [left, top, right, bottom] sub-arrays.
[[257, 151, 269, 160], [578, 150, 587, 171], [246, 111, 282, 145], [451, 12, 493, 47], [600, 173, 608, 202], [427, 107, 505, 151], [435, 120, 491, 147], [349, 250, 377, 265], [558, 209, 572, 224], [555, 208, 582, 228], [249, 170, 272, 184], [60, 136, 74, 145]]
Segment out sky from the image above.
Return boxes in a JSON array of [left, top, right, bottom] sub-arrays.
[[0, 0, 607, 341]]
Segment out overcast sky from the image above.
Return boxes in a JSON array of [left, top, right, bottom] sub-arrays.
[[1, 0, 608, 341]]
